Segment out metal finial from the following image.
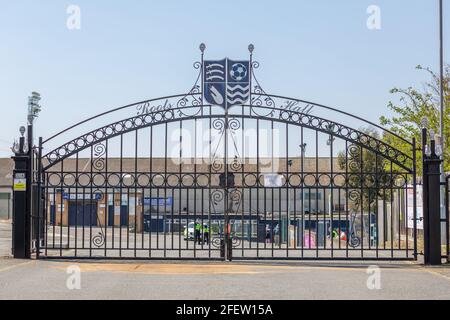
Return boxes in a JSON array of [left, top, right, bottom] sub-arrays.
[[199, 43, 206, 53], [19, 126, 26, 137], [420, 117, 429, 129], [429, 129, 435, 140], [248, 44, 254, 53]]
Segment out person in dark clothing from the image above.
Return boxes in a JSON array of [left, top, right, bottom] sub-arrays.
[[265, 225, 271, 244]]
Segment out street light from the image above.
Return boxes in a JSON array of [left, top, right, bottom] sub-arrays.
[[326, 124, 336, 146], [438, 0, 445, 176], [299, 143, 307, 158], [438, 0, 446, 236], [28, 91, 42, 125]]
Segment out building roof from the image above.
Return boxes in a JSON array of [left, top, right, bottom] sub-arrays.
[[0, 156, 343, 188]]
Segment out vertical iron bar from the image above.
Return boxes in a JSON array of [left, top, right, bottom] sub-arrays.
[[104, 139, 108, 257], [256, 119, 260, 257], [119, 134, 123, 257], [60, 161, 64, 256], [36, 138, 43, 259], [315, 130, 318, 258], [301, 126, 304, 257], [412, 138, 418, 259], [134, 130, 138, 257]]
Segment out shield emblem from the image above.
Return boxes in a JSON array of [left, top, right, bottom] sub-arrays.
[[204, 59, 226, 108], [203, 59, 250, 109]]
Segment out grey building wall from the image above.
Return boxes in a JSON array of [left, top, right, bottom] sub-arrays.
[[0, 158, 13, 220]]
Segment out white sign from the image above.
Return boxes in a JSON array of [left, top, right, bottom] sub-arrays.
[[263, 174, 284, 187], [407, 185, 423, 230]]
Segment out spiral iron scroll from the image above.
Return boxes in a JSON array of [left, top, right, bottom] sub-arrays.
[[91, 189, 106, 248]]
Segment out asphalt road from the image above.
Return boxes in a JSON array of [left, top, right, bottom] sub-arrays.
[[1, 220, 450, 300], [0, 258, 449, 300]]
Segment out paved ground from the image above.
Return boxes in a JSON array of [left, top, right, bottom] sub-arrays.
[[0, 220, 12, 258], [1, 220, 449, 300], [0, 258, 449, 299]]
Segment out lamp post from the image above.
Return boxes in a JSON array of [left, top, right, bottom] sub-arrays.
[[439, 0, 445, 181], [27, 91, 41, 148], [438, 0, 447, 242]]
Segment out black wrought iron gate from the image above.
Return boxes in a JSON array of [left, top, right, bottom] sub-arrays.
[[31, 46, 418, 260]]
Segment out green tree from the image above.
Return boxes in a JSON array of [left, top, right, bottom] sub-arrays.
[[380, 64, 450, 175]]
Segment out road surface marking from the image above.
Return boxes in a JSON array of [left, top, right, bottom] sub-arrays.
[[47, 262, 434, 275], [51, 263, 309, 275], [420, 268, 450, 283], [0, 260, 34, 273]]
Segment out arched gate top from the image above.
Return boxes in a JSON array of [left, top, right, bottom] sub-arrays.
[[41, 49, 414, 173], [42, 99, 413, 172]]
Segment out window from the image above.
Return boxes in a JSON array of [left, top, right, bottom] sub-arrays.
[[301, 191, 322, 200]]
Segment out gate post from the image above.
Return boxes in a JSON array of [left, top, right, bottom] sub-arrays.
[[422, 128, 443, 265], [11, 131, 31, 259]]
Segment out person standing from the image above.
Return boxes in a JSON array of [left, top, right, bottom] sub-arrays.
[[202, 224, 209, 245], [194, 221, 201, 245], [273, 223, 280, 245], [265, 225, 271, 244]]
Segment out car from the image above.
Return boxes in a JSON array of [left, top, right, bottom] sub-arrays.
[[183, 222, 195, 240]]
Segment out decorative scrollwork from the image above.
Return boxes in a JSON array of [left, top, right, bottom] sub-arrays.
[[210, 233, 241, 249], [228, 189, 242, 214], [91, 189, 106, 248], [193, 61, 202, 70], [228, 118, 241, 131], [210, 118, 225, 173], [176, 61, 203, 117], [93, 143, 106, 171], [211, 159, 223, 173], [230, 233, 242, 248], [43, 93, 413, 174], [212, 118, 225, 133], [230, 156, 242, 172], [211, 236, 223, 248], [250, 86, 276, 117], [229, 188, 242, 203], [210, 189, 224, 214], [176, 86, 202, 117], [348, 189, 361, 209], [92, 232, 105, 248], [348, 145, 361, 174], [348, 211, 361, 248]]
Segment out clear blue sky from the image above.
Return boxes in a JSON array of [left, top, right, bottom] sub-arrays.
[[0, 0, 448, 157]]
